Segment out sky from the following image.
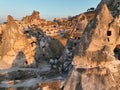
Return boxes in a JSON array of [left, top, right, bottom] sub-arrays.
[[0, 0, 100, 22]]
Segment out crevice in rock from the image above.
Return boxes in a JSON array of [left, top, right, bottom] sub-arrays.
[[107, 38, 110, 42]]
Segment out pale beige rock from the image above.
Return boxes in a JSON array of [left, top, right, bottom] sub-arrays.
[[22, 10, 41, 25], [0, 15, 36, 67], [64, 4, 120, 90], [97, 0, 120, 16]]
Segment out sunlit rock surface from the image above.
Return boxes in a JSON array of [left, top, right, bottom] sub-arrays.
[[0, 15, 36, 67], [64, 4, 120, 90], [0, 0, 119, 90]]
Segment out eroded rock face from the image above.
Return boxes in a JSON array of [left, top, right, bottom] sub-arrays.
[[70, 14, 88, 39], [24, 27, 64, 67], [0, 24, 5, 45], [22, 10, 41, 25], [0, 15, 36, 67], [97, 0, 120, 16], [64, 4, 120, 90], [73, 4, 115, 67], [0, 13, 65, 68], [0, 1, 119, 90]]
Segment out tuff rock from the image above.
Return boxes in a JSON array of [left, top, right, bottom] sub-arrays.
[[0, 0, 120, 90], [63, 4, 120, 90], [22, 10, 41, 25], [0, 15, 36, 67], [97, 0, 120, 16]]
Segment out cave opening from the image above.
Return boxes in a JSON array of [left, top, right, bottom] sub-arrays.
[[76, 28, 79, 30], [78, 37, 80, 40], [25, 61, 28, 64], [31, 41, 36, 47], [114, 45, 120, 60], [0, 34, 2, 42], [74, 42, 77, 46], [107, 31, 112, 36], [74, 37, 77, 40]]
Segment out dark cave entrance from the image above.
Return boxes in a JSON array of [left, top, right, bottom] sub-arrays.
[[0, 34, 2, 44], [107, 31, 112, 36], [114, 45, 120, 60]]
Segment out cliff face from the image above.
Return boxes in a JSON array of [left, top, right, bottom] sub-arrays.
[[64, 4, 120, 90]]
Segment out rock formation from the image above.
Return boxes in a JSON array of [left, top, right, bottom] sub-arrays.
[[0, 11, 65, 68], [23, 27, 64, 67], [63, 4, 120, 90], [97, 0, 120, 16], [69, 14, 88, 39], [22, 10, 41, 25], [0, 0, 120, 89], [0, 15, 36, 67]]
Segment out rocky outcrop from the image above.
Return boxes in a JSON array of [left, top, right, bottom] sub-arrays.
[[64, 4, 120, 90], [22, 10, 41, 25], [97, 0, 120, 16], [0, 13, 65, 68], [70, 14, 88, 39], [0, 15, 36, 67], [0, 24, 5, 44], [0, 15, 19, 60], [0, 1, 119, 89], [23, 27, 64, 67], [49, 14, 88, 73]]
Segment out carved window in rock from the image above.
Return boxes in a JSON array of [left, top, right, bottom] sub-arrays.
[[42, 54, 45, 56], [114, 44, 120, 60], [78, 37, 80, 40], [25, 61, 28, 64], [107, 31, 112, 36], [53, 25, 56, 28], [76, 28, 79, 31], [74, 37, 77, 40], [0, 34, 2, 38], [74, 42, 77, 46], [119, 29, 120, 35]]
